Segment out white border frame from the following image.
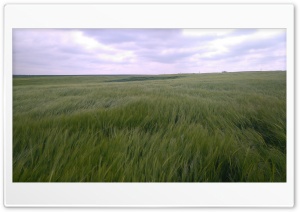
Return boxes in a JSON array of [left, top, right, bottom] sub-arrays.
[[4, 4, 294, 207]]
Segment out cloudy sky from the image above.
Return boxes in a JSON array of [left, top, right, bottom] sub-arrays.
[[13, 29, 286, 75]]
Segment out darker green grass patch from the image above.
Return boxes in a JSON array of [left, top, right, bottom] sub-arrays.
[[106, 75, 184, 82]]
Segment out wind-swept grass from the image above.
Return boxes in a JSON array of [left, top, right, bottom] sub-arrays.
[[13, 71, 286, 182]]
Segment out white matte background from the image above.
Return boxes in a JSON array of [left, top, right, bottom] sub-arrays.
[[1, 0, 298, 211]]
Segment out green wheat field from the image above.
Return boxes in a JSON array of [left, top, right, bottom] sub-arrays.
[[13, 71, 286, 182]]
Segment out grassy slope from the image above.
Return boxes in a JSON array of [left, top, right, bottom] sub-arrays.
[[13, 71, 286, 182]]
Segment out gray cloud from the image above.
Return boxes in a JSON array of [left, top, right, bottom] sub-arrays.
[[13, 29, 286, 75]]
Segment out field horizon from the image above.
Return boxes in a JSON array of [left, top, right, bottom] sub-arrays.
[[13, 71, 286, 182], [12, 70, 287, 77]]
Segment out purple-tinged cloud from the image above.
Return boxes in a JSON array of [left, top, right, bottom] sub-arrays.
[[13, 28, 286, 75]]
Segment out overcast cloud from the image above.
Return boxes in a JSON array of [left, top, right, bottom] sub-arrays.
[[13, 29, 286, 75]]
